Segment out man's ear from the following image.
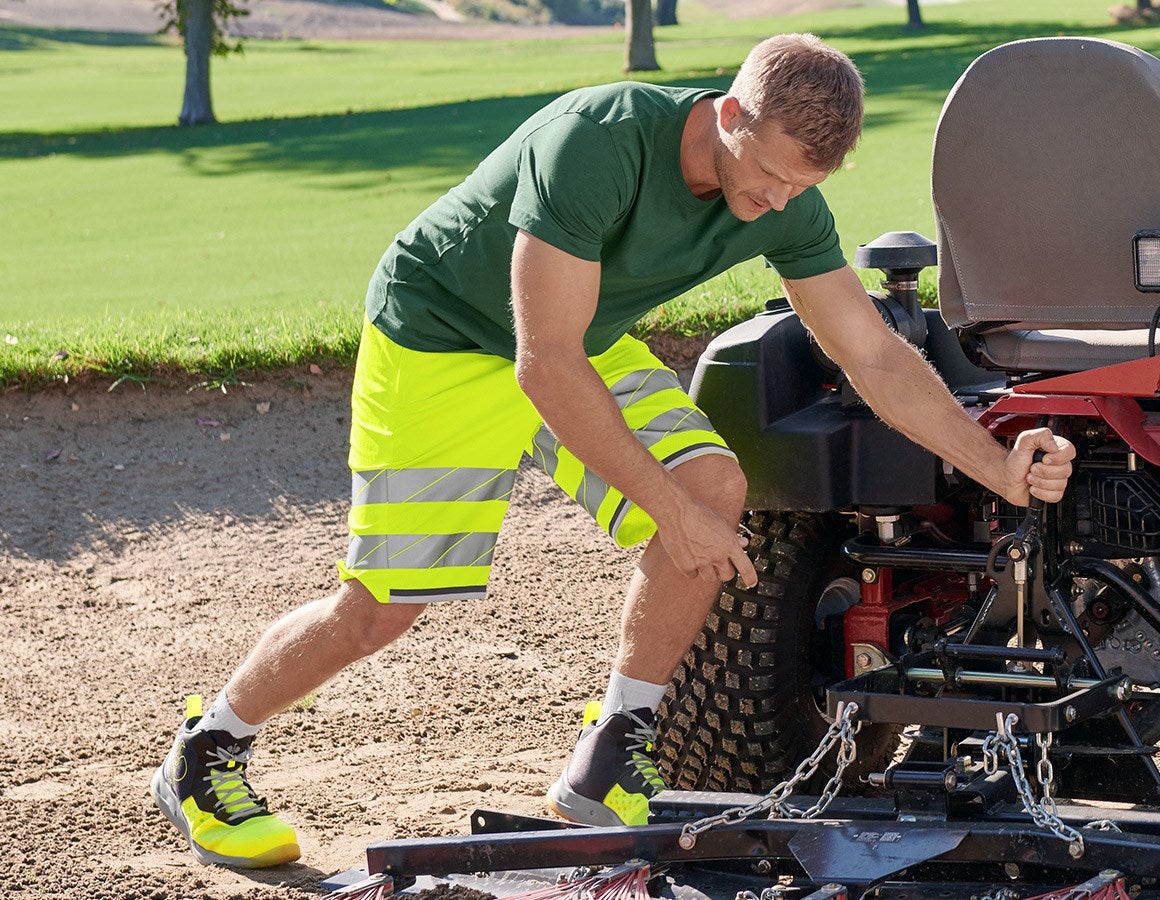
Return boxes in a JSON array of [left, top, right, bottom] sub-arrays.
[[718, 96, 744, 134]]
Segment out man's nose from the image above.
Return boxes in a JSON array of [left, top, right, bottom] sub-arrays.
[[764, 184, 793, 212]]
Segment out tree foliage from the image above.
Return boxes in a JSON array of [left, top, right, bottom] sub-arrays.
[[156, 0, 250, 56]]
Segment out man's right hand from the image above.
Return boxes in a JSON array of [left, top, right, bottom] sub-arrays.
[[655, 495, 758, 589]]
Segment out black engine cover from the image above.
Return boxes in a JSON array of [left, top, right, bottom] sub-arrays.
[[691, 308, 939, 511]]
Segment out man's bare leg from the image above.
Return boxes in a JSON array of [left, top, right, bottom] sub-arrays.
[[152, 581, 424, 868], [614, 452, 748, 685], [225, 580, 425, 725]]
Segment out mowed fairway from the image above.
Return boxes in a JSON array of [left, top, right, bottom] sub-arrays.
[[2, 0, 1157, 385]]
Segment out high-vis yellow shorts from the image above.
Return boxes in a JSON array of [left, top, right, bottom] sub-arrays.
[[336, 318, 736, 603]]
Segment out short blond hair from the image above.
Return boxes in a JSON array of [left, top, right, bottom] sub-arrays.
[[730, 33, 864, 172]]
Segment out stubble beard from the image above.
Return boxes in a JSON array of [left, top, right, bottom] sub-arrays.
[[712, 141, 760, 223]]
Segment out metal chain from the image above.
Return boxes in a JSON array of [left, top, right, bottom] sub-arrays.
[[1036, 732, 1059, 816], [678, 702, 862, 849], [981, 713, 1086, 859], [777, 704, 862, 819]]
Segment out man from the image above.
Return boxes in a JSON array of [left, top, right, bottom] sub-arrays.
[[152, 33, 1075, 868]]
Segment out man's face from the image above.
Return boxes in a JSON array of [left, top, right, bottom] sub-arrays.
[[713, 117, 830, 222]]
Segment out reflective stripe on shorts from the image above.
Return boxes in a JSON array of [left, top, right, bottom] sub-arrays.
[[352, 467, 513, 506], [347, 530, 499, 570]]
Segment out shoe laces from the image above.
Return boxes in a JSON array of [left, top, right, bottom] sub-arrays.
[[203, 744, 268, 824], [622, 711, 666, 791]]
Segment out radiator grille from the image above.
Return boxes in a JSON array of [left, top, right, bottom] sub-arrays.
[[1089, 470, 1160, 555]]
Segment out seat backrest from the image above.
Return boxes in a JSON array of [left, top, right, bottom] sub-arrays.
[[935, 37, 1160, 330]]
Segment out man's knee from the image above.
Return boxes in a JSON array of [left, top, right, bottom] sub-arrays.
[[333, 579, 426, 658], [673, 453, 748, 519], [714, 457, 748, 520]]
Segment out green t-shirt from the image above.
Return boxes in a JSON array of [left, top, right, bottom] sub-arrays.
[[368, 82, 846, 360]]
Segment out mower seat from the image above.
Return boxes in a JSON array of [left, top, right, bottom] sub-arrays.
[[933, 37, 1160, 374]]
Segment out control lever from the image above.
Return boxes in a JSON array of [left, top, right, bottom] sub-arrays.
[[1008, 449, 1047, 652]]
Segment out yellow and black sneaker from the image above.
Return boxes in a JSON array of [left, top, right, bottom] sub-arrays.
[[547, 703, 666, 827], [151, 704, 300, 868]]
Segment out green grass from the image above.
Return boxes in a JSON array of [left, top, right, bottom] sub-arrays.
[[2, 0, 1157, 387]]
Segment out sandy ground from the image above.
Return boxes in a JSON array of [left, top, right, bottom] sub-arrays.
[[0, 366, 669, 898]]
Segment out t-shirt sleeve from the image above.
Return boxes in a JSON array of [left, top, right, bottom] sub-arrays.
[[762, 187, 847, 280], [509, 112, 630, 262]]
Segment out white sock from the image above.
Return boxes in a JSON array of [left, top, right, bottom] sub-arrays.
[[194, 689, 263, 739], [597, 670, 667, 723]]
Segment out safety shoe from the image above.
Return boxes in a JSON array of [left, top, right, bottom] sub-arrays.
[[151, 704, 300, 868], [547, 702, 665, 826]]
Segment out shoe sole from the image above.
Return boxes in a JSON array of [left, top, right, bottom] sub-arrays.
[[546, 772, 631, 827], [150, 766, 301, 869]]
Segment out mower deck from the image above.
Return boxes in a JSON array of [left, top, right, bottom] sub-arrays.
[[324, 795, 1160, 900]]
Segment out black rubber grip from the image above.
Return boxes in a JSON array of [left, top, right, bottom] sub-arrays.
[[1029, 448, 1047, 511]]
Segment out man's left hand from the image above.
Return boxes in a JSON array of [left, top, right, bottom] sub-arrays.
[[1002, 428, 1076, 507]]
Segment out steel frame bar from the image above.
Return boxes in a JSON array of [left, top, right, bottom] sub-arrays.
[[825, 657, 1128, 733], [364, 815, 1160, 890], [841, 536, 991, 573]]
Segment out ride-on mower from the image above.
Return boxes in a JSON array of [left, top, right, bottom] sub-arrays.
[[327, 36, 1160, 900]]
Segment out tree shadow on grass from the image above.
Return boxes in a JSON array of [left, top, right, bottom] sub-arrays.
[[2, 16, 1145, 176], [0, 24, 166, 51], [0, 72, 912, 184], [0, 93, 559, 185]]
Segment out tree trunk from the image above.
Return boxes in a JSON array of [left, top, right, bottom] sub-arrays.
[[624, 0, 659, 72], [655, 0, 678, 27], [179, 0, 217, 126], [1140, 0, 1154, 11], [905, 0, 924, 29]]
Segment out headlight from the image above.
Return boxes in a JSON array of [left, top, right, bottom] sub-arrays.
[[1133, 230, 1160, 291]]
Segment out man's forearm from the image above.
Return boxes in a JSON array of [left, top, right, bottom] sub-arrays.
[[846, 331, 1010, 496], [782, 267, 1070, 507]]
